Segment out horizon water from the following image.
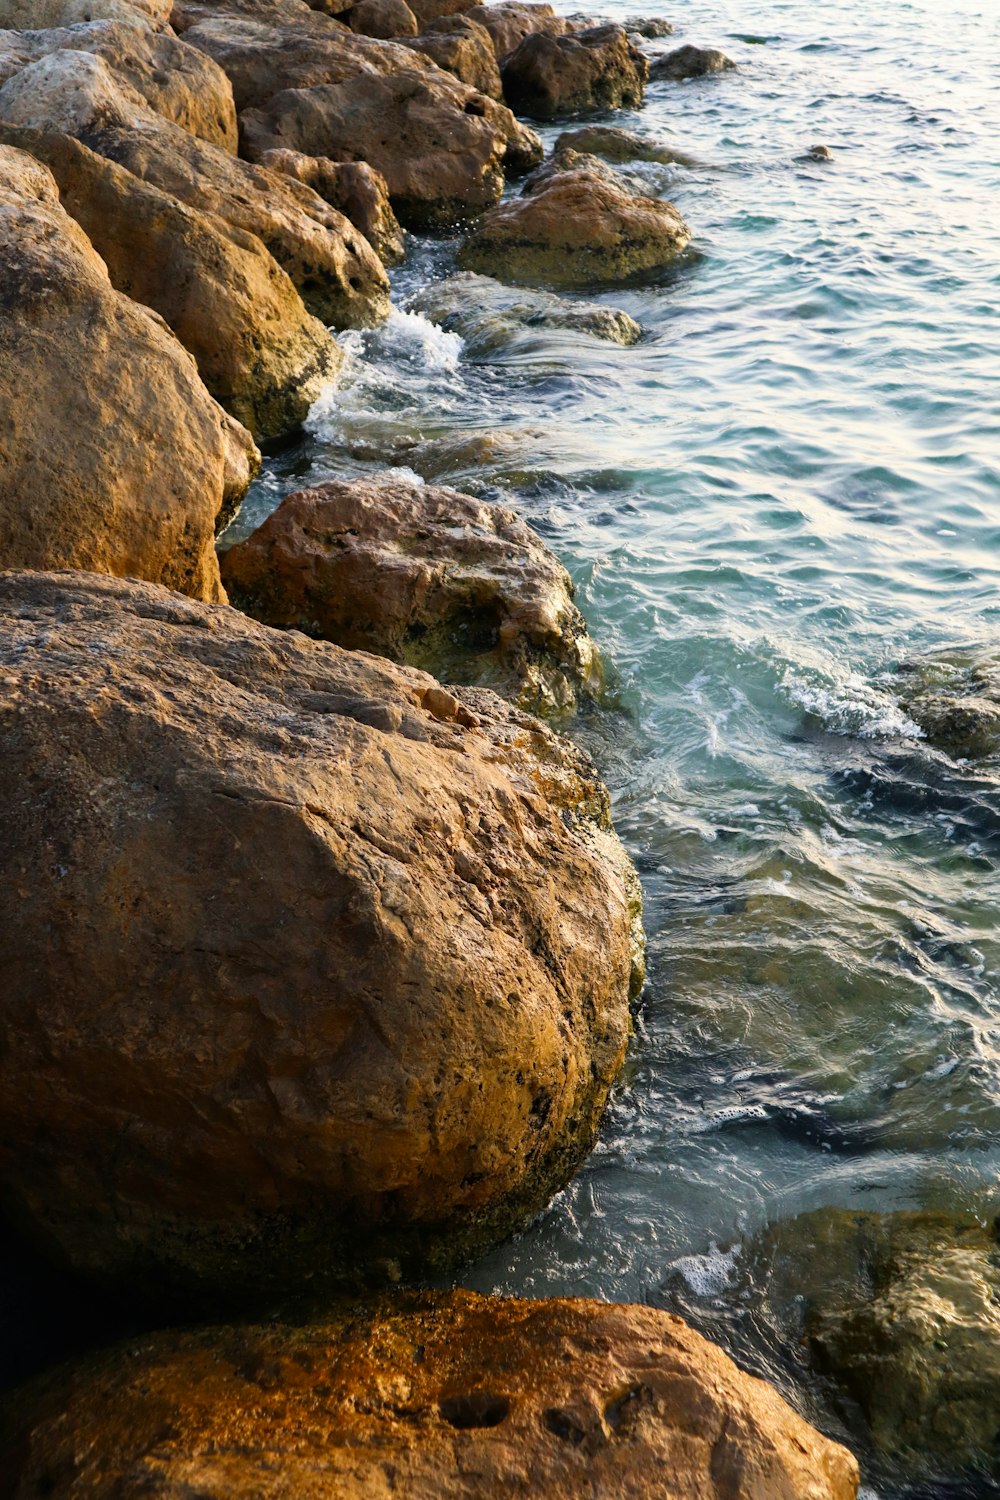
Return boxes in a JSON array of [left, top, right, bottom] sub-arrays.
[[225, 2, 1000, 1492]]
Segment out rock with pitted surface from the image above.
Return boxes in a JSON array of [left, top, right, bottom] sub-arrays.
[[404, 14, 502, 98], [0, 50, 390, 327], [411, 270, 642, 353], [346, 0, 417, 34], [0, 146, 255, 600], [1, 125, 339, 440], [502, 24, 647, 119], [0, 569, 638, 1299], [0, 19, 238, 148], [241, 67, 539, 228], [220, 477, 602, 716], [458, 165, 690, 287], [649, 42, 734, 80], [0, 1291, 860, 1500], [742, 1208, 1000, 1484], [260, 147, 405, 263], [0, 0, 171, 23], [464, 0, 574, 62]]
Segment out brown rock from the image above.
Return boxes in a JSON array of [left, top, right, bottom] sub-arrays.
[[220, 477, 602, 716], [260, 147, 405, 264], [0, 0, 171, 23], [0, 145, 256, 601], [464, 0, 574, 63], [502, 23, 647, 119], [408, 0, 474, 23], [404, 13, 502, 100], [555, 123, 703, 167], [1, 125, 339, 440], [0, 1291, 861, 1500], [0, 18, 238, 149], [0, 570, 637, 1298], [346, 0, 418, 36], [649, 43, 735, 81], [0, 50, 390, 328], [241, 68, 518, 229], [458, 165, 691, 287], [172, 0, 331, 25]]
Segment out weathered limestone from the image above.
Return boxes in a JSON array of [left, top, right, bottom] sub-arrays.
[[0, 1292, 860, 1500], [0, 18, 238, 148], [260, 147, 405, 264], [458, 165, 691, 287], [404, 13, 502, 99], [649, 43, 735, 81], [501, 23, 647, 119], [0, 50, 390, 327], [220, 477, 602, 715], [464, 0, 574, 63], [0, 570, 638, 1298], [0, 145, 255, 601], [0, 0, 171, 24], [346, 0, 418, 36], [1, 124, 339, 440]]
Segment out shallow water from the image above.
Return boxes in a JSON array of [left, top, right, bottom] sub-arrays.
[[226, 2, 1000, 1490]]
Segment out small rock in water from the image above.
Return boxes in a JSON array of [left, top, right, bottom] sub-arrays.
[[800, 143, 834, 162], [555, 123, 703, 168], [896, 650, 1000, 759], [626, 15, 674, 38], [411, 270, 643, 352], [649, 43, 735, 81]]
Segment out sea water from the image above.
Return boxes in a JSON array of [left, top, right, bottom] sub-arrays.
[[225, 2, 1000, 1490]]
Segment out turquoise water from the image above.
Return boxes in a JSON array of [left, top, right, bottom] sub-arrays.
[[230, 2, 1000, 1489]]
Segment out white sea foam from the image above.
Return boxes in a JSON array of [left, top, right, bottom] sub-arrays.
[[371, 305, 465, 373], [665, 1240, 742, 1298], [782, 665, 925, 740]]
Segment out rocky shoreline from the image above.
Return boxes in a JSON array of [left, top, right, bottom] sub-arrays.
[[0, 0, 873, 1493]]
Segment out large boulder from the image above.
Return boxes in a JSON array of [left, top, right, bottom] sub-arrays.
[[464, 0, 574, 62], [1, 125, 339, 440], [0, 570, 639, 1299], [0, 50, 390, 327], [649, 43, 735, 81], [501, 23, 647, 119], [0, 0, 171, 24], [220, 477, 603, 716], [345, 0, 418, 35], [241, 67, 539, 229], [259, 147, 405, 264], [458, 165, 691, 287], [0, 1292, 860, 1500], [0, 17, 238, 148], [0, 145, 255, 601], [743, 1209, 1000, 1484], [404, 13, 502, 99]]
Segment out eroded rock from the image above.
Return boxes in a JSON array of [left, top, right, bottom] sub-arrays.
[[404, 13, 502, 99], [220, 477, 602, 716], [501, 23, 647, 119], [0, 570, 638, 1298], [464, 0, 574, 63], [0, 1292, 860, 1499], [0, 0, 171, 24], [1, 125, 339, 440], [260, 147, 405, 263], [897, 652, 1000, 758], [458, 165, 691, 287], [649, 43, 734, 81], [0, 50, 390, 327], [411, 270, 642, 353], [346, 0, 418, 37], [0, 145, 255, 600]]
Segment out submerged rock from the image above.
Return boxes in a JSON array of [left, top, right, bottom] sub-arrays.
[[0, 50, 390, 328], [501, 23, 647, 120], [220, 477, 603, 716], [800, 143, 834, 162], [0, 570, 638, 1299], [411, 270, 642, 352], [259, 147, 405, 264], [554, 122, 702, 167], [896, 651, 1000, 759], [1, 125, 339, 441], [0, 144, 255, 600], [0, 1291, 860, 1500], [458, 165, 690, 288], [649, 43, 735, 81], [744, 1208, 1000, 1484], [404, 13, 503, 99]]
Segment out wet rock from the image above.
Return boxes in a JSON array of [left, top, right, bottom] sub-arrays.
[[502, 23, 647, 119], [1, 125, 339, 441], [464, 0, 575, 63], [523, 147, 637, 195], [0, 18, 238, 149], [0, 145, 255, 601], [799, 143, 834, 162], [555, 122, 701, 166], [649, 43, 735, 81], [745, 1208, 1000, 1483], [220, 476, 602, 716], [0, 50, 390, 327], [458, 165, 690, 288], [345, 0, 418, 36], [411, 270, 642, 353], [626, 14, 674, 38], [0, 570, 638, 1299], [404, 13, 502, 99], [260, 147, 405, 264], [241, 68, 527, 229], [897, 651, 1000, 759], [0, 1291, 860, 1500]]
